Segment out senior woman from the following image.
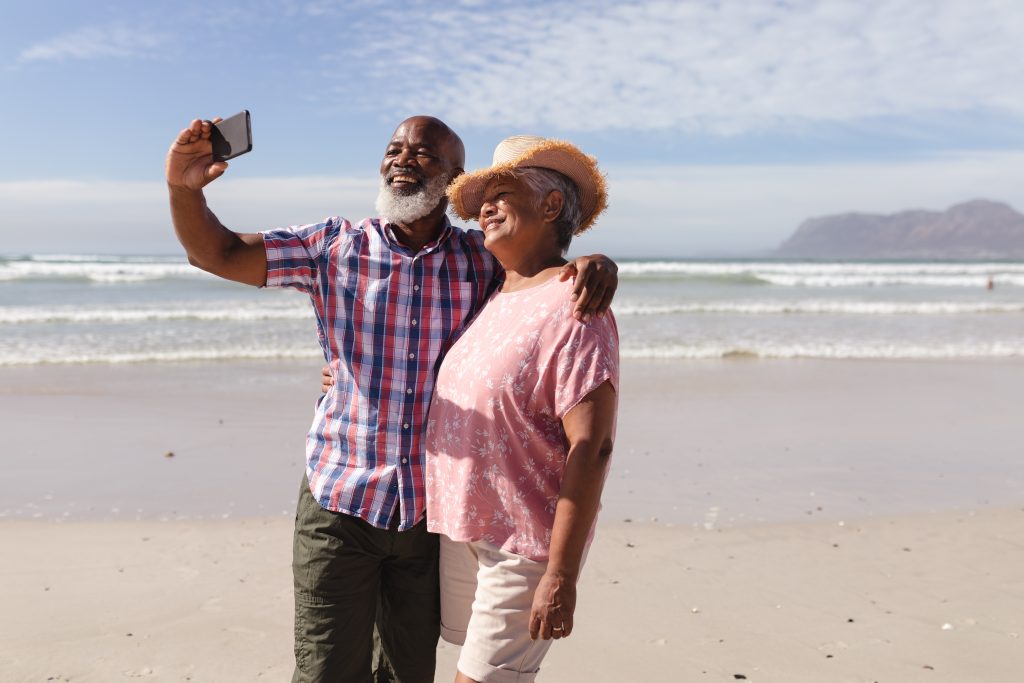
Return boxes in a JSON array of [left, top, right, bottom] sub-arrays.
[[425, 135, 619, 683]]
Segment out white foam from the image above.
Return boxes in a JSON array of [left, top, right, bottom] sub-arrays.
[[4, 339, 1020, 366], [619, 261, 1024, 275], [26, 254, 182, 263], [0, 302, 312, 325], [757, 274, 1024, 288], [0, 259, 206, 283], [618, 261, 1024, 287], [621, 341, 1024, 360], [5, 256, 1023, 287], [613, 300, 1024, 316], [11, 300, 1018, 325], [0, 346, 323, 366]]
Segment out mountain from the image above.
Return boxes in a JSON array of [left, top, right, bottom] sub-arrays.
[[777, 199, 1024, 259]]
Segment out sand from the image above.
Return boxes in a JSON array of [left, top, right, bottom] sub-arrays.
[[1, 358, 1023, 681], [3, 511, 1022, 682]]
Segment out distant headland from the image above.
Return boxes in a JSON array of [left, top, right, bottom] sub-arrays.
[[777, 199, 1024, 259]]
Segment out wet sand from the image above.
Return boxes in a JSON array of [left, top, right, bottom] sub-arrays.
[[1, 359, 1021, 525]]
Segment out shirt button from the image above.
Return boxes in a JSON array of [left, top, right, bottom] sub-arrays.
[[401, 457, 408, 464], [411, 319, 417, 326], [409, 353, 415, 359], [403, 422, 410, 429], [406, 388, 413, 394], [413, 284, 420, 291]]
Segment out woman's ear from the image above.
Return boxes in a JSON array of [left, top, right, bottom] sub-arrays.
[[541, 190, 565, 224]]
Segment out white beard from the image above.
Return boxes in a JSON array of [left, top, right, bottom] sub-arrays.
[[375, 173, 450, 225]]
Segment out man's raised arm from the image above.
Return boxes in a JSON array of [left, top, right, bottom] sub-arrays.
[[166, 118, 267, 286]]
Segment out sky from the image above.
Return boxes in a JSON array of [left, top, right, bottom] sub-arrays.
[[2, 0, 1024, 257]]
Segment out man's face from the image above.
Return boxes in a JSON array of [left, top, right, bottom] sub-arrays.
[[375, 118, 464, 226], [379, 119, 460, 197]]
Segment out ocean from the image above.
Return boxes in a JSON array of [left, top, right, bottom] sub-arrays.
[[2, 255, 1023, 366]]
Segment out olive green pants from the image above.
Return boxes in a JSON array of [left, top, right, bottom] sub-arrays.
[[291, 476, 440, 683]]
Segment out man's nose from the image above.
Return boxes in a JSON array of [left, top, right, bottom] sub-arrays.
[[394, 148, 417, 167], [480, 201, 497, 218]]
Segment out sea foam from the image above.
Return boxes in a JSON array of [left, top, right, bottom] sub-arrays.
[[620, 341, 1024, 360], [619, 261, 1024, 287], [613, 300, 1024, 316], [0, 259, 205, 283]]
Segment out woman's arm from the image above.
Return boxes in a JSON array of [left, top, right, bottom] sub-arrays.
[[529, 380, 617, 641]]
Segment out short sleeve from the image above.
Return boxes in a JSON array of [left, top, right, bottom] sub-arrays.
[[261, 217, 346, 293], [553, 312, 620, 419]]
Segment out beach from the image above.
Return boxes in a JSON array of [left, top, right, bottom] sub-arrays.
[[5, 0, 1024, 674], [2, 358, 1022, 682]]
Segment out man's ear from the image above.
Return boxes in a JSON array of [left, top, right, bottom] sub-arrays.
[[541, 190, 564, 224], [449, 167, 465, 182]]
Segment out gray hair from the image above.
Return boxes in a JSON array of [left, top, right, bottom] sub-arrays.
[[514, 167, 582, 251]]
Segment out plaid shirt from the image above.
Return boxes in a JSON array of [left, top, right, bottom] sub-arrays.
[[262, 216, 498, 530]]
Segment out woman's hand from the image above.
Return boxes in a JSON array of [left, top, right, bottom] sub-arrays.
[[531, 381, 616, 642], [528, 571, 577, 640], [320, 364, 334, 393]]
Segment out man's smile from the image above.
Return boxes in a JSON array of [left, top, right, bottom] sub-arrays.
[[387, 169, 424, 189]]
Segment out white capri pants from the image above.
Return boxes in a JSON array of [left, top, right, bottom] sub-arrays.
[[440, 536, 584, 683]]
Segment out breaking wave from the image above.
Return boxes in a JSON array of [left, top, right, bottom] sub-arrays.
[[621, 341, 1024, 360], [619, 261, 1024, 287], [0, 301, 312, 325], [613, 300, 1024, 316], [0, 347, 324, 367], [0, 256, 204, 283]]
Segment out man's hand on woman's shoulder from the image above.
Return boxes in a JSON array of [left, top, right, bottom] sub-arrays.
[[559, 254, 618, 322]]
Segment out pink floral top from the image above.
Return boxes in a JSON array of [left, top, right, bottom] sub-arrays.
[[425, 275, 619, 561]]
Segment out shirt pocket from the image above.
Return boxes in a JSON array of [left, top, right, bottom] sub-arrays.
[[428, 280, 480, 334]]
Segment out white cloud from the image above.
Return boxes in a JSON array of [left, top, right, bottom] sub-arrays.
[[4, 153, 1024, 256], [18, 24, 168, 63], [334, 0, 1024, 134]]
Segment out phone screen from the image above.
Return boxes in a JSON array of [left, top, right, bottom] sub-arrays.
[[211, 110, 252, 162]]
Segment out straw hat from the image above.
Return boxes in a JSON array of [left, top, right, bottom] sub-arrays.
[[447, 135, 608, 234]]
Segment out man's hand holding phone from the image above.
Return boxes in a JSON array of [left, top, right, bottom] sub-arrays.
[[166, 112, 251, 192], [165, 112, 265, 287]]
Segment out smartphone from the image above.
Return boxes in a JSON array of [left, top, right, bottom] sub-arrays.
[[211, 110, 252, 161]]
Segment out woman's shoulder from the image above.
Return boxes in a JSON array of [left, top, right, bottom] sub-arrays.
[[548, 277, 616, 324], [531, 277, 618, 348]]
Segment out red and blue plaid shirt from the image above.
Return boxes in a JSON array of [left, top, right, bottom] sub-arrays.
[[263, 216, 498, 530]]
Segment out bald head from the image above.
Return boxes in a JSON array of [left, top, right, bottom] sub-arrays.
[[391, 115, 465, 170]]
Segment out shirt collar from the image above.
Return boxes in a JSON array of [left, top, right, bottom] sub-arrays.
[[380, 215, 454, 257]]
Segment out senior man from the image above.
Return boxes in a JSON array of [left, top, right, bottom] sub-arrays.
[[165, 115, 617, 683]]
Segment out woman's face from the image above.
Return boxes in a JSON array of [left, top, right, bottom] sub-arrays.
[[478, 176, 552, 255]]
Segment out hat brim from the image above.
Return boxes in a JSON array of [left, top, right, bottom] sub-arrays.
[[447, 139, 608, 235]]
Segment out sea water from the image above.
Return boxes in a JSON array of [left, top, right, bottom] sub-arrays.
[[2, 255, 1023, 365]]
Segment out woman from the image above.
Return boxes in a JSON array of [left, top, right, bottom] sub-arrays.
[[426, 135, 618, 683]]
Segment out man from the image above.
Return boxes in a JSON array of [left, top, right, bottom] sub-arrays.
[[165, 115, 617, 683]]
